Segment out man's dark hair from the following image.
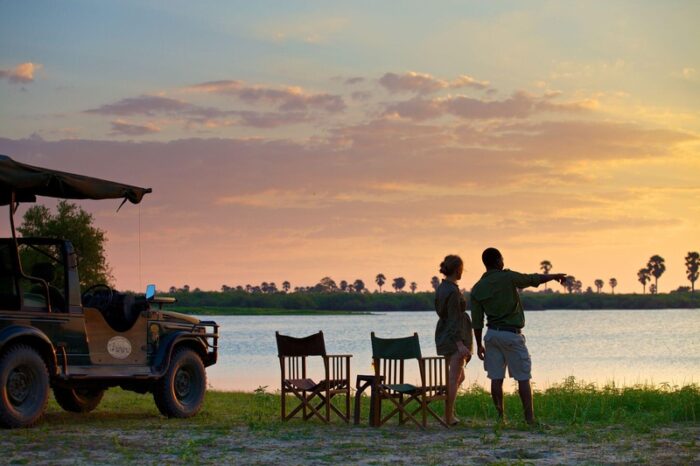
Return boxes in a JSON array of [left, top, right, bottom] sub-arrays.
[[482, 247, 502, 268]]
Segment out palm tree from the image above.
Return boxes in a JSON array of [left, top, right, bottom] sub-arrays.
[[168, 286, 177, 294], [685, 251, 699, 293], [574, 280, 583, 293], [594, 279, 604, 293], [609, 278, 617, 294], [430, 276, 440, 291], [392, 277, 406, 292], [409, 281, 417, 293], [646, 255, 666, 292], [339, 280, 348, 292], [375, 273, 386, 292], [540, 260, 552, 291], [353, 279, 365, 293], [282, 281, 291, 293], [649, 283, 657, 295], [637, 268, 650, 294]]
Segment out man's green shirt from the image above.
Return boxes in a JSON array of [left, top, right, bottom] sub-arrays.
[[470, 269, 541, 329]]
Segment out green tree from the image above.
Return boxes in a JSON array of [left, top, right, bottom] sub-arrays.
[[594, 279, 604, 293], [540, 260, 552, 291], [637, 268, 651, 294], [375, 273, 386, 292], [646, 255, 666, 292], [353, 279, 365, 293], [392, 277, 406, 292], [563, 276, 576, 294], [409, 281, 417, 293], [430, 276, 440, 291], [609, 277, 617, 295], [317, 276, 338, 292], [685, 251, 699, 293], [18, 200, 112, 288]]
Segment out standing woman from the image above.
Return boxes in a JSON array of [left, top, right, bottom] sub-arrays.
[[434, 254, 473, 425]]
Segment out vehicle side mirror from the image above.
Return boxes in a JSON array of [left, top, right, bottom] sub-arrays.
[[145, 284, 156, 300]]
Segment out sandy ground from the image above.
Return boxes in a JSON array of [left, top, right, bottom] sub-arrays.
[[2, 422, 698, 465]]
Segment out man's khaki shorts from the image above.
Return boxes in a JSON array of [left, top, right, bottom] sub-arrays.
[[483, 329, 532, 381]]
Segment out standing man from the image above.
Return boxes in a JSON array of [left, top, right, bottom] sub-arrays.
[[471, 247, 566, 425]]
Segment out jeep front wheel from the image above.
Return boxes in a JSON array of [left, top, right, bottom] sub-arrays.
[[153, 348, 206, 418], [0, 345, 50, 428], [54, 387, 105, 413]]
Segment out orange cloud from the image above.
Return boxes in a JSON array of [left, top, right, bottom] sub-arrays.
[[0, 62, 42, 84]]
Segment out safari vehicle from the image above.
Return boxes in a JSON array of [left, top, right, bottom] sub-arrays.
[[0, 155, 219, 428]]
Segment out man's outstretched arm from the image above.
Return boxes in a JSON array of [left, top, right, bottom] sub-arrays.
[[539, 273, 567, 286]]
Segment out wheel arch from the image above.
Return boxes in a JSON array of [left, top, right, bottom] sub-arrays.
[[0, 326, 58, 377], [153, 333, 207, 372]]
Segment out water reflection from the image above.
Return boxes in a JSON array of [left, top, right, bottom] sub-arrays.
[[205, 309, 700, 392]]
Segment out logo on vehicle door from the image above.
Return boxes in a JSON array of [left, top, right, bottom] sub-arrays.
[[107, 336, 132, 359]]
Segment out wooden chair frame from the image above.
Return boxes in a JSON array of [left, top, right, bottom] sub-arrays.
[[276, 331, 352, 423], [371, 332, 449, 429]]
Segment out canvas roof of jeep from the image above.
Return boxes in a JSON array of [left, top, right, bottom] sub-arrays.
[[0, 155, 152, 206]]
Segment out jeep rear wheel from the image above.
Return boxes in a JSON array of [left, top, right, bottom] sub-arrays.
[[0, 345, 50, 428], [153, 348, 206, 418], [54, 387, 105, 413]]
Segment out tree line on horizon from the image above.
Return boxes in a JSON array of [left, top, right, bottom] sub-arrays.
[[170, 252, 699, 296], [541, 253, 699, 296]]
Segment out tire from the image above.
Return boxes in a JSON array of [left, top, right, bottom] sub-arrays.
[[153, 348, 206, 418], [54, 387, 105, 413], [0, 345, 50, 428]]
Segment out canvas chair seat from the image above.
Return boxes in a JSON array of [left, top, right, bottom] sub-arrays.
[[287, 378, 319, 391], [276, 331, 352, 424], [384, 383, 420, 394]]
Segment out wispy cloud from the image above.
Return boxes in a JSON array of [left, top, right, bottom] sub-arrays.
[[86, 94, 312, 129], [185, 80, 346, 113], [379, 71, 489, 94], [384, 91, 597, 121], [0, 62, 42, 84], [110, 119, 160, 136]]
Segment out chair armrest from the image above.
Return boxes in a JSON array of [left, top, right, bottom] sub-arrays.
[[325, 354, 353, 358]]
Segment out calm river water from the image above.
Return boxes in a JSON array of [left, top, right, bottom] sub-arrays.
[[204, 309, 700, 392]]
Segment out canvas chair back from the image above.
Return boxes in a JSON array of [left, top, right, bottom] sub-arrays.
[[276, 331, 327, 357], [371, 332, 422, 387]]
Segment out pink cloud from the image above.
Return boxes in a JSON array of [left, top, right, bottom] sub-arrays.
[[379, 71, 489, 94], [384, 91, 596, 120], [86, 95, 312, 128], [0, 62, 42, 84], [185, 80, 346, 113], [110, 119, 160, 136]]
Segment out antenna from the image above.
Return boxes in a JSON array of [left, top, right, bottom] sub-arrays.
[[138, 203, 142, 291]]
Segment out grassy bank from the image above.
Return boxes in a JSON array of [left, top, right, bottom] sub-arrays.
[[2, 379, 698, 464]]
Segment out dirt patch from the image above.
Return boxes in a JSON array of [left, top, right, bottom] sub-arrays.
[[2, 422, 698, 465]]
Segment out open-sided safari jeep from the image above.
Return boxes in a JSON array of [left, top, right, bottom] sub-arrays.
[[0, 155, 218, 428]]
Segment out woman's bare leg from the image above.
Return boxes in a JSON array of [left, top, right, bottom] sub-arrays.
[[446, 353, 465, 424]]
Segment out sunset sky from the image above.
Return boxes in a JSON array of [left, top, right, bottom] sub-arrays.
[[1, 1, 699, 293]]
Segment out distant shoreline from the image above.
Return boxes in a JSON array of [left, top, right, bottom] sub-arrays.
[[166, 290, 700, 315]]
